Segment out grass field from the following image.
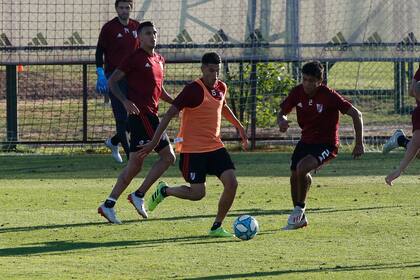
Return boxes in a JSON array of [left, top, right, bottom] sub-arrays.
[[1, 152, 419, 279]]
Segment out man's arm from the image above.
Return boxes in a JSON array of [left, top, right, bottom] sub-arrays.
[[95, 43, 108, 94], [108, 69, 140, 115], [345, 106, 365, 158], [137, 105, 180, 158], [222, 104, 248, 150], [277, 110, 290, 133], [95, 44, 105, 69], [160, 86, 174, 104]]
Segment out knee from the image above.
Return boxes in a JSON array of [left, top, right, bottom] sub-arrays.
[[191, 188, 206, 201], [296, 162, 310, 177], [224, 177, 238, 193]]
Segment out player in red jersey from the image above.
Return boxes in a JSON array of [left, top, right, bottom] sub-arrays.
[[385, 66, 420, 186], [96, 0, 139, 163], [278, 61, 364, 230], [97, 21, 176, 224]]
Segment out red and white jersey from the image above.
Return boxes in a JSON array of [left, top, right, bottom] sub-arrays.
[[118, 48, 165, 116], [280, 84, 352, 146], [98, 17, 140, 75]]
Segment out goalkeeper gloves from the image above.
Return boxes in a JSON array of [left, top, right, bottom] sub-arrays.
[[96, 67, 108, 94]]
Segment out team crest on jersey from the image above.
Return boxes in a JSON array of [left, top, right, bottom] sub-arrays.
[[124, 27, 129, 33], [132, 30, 138, 38], [297, 102, 303, 108], [190, 172, 196, 180], [316, 104, 323, 113]]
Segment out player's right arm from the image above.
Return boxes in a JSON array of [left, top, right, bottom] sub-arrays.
[[95, 27, 108, 94], [137, 105, 179, 158], [108, 69, 139, 115], [277, 89, 296, 133]]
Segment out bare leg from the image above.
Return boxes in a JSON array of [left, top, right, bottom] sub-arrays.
[[135, 144, 176, 195], [290, 171, 298, 206], [386, 129, 420, 186], [214, 169, 238, 223], [166, 183, 206, 201], [109, 152, 143, 200], [295, 155, 318, 205]]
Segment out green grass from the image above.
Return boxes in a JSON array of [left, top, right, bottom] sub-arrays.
[[0, 152, 419, 279]]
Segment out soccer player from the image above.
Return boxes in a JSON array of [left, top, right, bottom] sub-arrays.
[[385, 67, 420, 186], [137, 52, 248, 237], [95, 0, 139, 163], [278, 61, 364, 230], [98, 21, 176, 224]]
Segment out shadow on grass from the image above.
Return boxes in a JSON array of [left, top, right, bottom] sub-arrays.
[[0, 206, 400, 234], [0, 234, 224, 256], [184, 262, 420, 279]]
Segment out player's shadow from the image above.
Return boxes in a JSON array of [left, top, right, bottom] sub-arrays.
[[0, 234, 238, 257], [0, 205, 400, 234], [184, 262, 420, 279]]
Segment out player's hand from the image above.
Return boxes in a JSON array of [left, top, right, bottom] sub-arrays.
[[278, 118, 290, 133], [385, 169, 401, 186], [136, 141, 156, 159], [238, 127, 248, 150], [352, 142, 365, 159], [96, 67, 108, 94], [123, 100, 140, 115]]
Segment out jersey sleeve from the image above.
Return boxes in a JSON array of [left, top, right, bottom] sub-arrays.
[[172, 82, 204, 110], [279, 88, 298, 114], [97, 25, 107, 50], [330, 89, 352, 114], [414, 66, 420, 81]]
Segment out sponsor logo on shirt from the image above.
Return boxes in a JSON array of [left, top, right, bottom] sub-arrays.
[[297, 102, 303, 108], [145, 62, 151, 68], [116, 33, 123, 38], [316, 104, 323, 113]]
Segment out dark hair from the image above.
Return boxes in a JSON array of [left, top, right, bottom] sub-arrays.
[[301, 61, 324, 80], [115, 0, 133, 8], [138, 21, 155, 33], [201, 52, 221, 65]]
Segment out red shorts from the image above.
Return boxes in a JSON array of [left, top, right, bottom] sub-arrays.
[[412, 106, 420, 132]]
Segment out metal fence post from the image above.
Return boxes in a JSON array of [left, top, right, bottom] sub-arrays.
[[82, 64, 88, 142], [6, 65, 18, 150]]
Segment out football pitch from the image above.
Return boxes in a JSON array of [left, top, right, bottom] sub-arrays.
[[0, 152, 419, 279]]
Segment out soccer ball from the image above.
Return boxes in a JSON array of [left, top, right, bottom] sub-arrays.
[[233, 215, 259, 240]]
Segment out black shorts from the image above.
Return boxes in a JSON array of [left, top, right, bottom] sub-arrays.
[[127, 113, 170, 153], [179, 147, 235, 184], [290, 141, 338, 170]]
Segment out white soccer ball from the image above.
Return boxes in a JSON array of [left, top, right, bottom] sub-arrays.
[[233, 215, 259, 241]]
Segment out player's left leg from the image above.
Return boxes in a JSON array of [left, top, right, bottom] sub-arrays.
[[386, 129, 420, 185], [208, 169, 237, 237], [129, 144, 175, 217], [98, 153, 144, 224]]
